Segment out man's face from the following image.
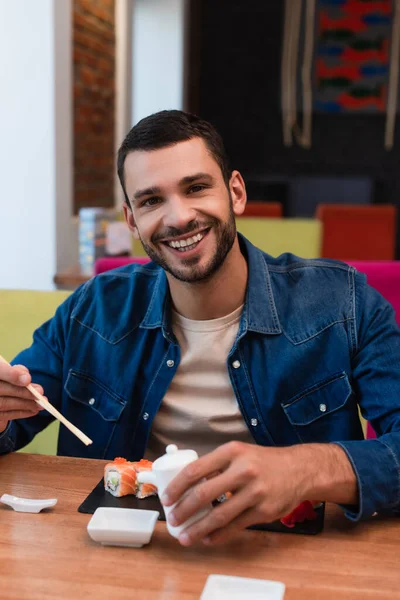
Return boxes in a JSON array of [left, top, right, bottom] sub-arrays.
[[123, 138, 245, 283]]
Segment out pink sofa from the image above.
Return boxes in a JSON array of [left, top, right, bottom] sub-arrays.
[[347, 261, 400, 326], [347, 261, 400, 439], [94, 256, 151, 275]]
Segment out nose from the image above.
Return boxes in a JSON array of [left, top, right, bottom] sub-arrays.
[[162, 195, 197, 230]]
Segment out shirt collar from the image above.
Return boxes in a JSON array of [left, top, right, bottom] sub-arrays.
[[238, 233, 281, 335], [139, 233, 282, 337]]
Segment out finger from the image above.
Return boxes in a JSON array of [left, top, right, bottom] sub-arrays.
[[202, 507, 264, 546], [0, 382, 45, 401], [29, 387, 47, 410], [30, 383, 46, 398], [162, 442, 244, 506], [177, 487, 254, 546], [0, 409, 43, 421], [169, 467, 240, 527], [26, 383, 46, 406], [0, 363, 31, 386], [205, 470, 223, 480], [0, 396, 48, 414]]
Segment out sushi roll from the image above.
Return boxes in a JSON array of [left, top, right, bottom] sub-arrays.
[[104, 457, 157, 499], [104, 457, 137, 497], [134, 459, 157, 499]]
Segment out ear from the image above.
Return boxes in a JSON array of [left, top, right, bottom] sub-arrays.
[[123, 203, 140, 240], [229, 170, 247, 217]]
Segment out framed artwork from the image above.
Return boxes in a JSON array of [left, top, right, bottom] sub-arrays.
[[315, 0, 392, 114], [282, 0, 400, 148]]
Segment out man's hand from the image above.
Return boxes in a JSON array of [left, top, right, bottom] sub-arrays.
[[161, 441, 358, 547], [0, 362, 46, 433], [162, 442, 308, 546]]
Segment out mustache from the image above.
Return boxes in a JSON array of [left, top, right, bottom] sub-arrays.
[[152, 219, 216, 243]]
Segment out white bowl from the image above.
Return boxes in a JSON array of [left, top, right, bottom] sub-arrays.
[[200, 575, 286, 600], [87, 507, 159, 548]]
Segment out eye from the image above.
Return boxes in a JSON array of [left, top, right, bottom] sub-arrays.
[[142, 196, 161, 208], [188, 184, 208, 194]]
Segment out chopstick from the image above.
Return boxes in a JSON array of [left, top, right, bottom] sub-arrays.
[[0, 355, 93, 446]]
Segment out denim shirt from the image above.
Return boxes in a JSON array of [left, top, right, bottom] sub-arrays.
[[1, 234, 400, 521]]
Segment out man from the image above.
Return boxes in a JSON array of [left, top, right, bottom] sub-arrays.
[[1, 110, 399, 547]]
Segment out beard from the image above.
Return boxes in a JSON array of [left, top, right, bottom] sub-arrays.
[[137, 196, 237, 284]]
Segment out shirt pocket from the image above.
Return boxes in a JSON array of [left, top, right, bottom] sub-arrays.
[[63, 369, 126, 458], [281, 372, 357, 443], [64, 369, 126, 422]]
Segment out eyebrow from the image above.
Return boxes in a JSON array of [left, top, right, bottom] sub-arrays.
[[133, 186, 161, 201], [132, 172, 215, 203], [179, 172, 215, 185]]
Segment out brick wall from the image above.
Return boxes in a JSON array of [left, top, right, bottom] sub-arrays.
[[73, 0, 115, 213], [190, 0, 400, 258]]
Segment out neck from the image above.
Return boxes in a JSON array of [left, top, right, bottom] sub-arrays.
[[166, 238, 248, 320]]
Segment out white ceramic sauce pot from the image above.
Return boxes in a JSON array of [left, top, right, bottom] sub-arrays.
[[137, 444, 212, 539]]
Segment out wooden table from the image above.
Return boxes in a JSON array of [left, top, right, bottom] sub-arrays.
[[53, 265, 92, 290], [1, 454, 399, 600]]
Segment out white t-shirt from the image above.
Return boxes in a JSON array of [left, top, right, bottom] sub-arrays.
[[145, 304, 255, 459]]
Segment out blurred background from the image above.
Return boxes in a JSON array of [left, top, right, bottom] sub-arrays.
[[0, 0, 399, 292]]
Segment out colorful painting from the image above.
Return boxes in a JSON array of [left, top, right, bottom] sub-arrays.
[[315, 0, 392, 112]]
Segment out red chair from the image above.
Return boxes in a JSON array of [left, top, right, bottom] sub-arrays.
[[94, 256, 150, 275], [243, 202, 283, 218], [346, 260, 400, 439], [317, 204, 397, 260]]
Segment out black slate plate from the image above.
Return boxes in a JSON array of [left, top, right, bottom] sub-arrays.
[[78, 478, 164, 515], [78, 478, 325, 535]]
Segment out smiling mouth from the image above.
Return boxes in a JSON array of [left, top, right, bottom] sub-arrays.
[[162, 229, 210, 253]]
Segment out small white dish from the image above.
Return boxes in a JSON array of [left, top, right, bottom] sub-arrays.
[[200, 575, 286, 600], [87, 507, 159, 548], [0, 493, 57, 513]]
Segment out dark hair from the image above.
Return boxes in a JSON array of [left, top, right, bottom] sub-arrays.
[[117, 110, 231, 206]]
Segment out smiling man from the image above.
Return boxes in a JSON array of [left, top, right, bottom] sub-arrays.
[[1, 110, 400, 547]]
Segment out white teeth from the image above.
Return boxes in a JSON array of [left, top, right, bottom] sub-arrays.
[[167, 231, 205, 249]]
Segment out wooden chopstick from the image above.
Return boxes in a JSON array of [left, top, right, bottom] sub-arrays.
[[0, 355, 93, 446]]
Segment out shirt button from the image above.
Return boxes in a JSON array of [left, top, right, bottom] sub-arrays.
[[143, 412, 149, 421], [88, 398, 95, 406], [167, 360, 174, 367], [251, 418, 258, 426], [319, 403, 327, 413], [232, 360, 241, 369]]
